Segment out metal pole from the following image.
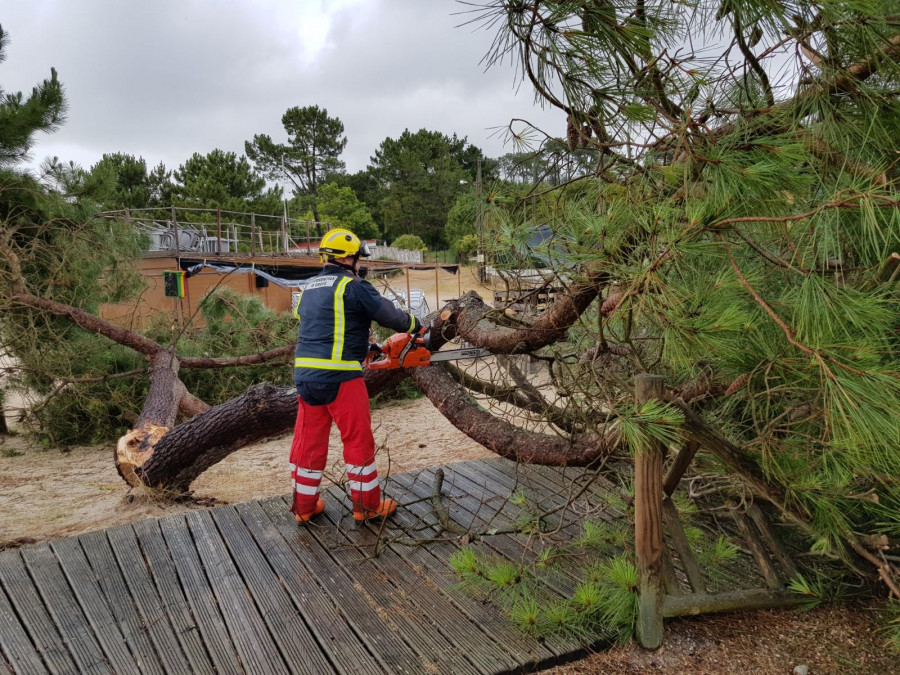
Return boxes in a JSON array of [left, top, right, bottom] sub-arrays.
[[216, 208, 222, 255], [405, 266, 411, 311], [171, 205, 180, 258], [475, 157, 484, 283], [250, 213, 256, 256], [435, 263, 440, 312]]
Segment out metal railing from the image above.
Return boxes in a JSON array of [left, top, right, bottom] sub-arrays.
[[98, 206, 324, 257], [98, 206, 427, 263]]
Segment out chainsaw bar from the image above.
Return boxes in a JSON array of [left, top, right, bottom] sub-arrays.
[[428, 347, 492, 362]]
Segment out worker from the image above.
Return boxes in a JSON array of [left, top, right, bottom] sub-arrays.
[[290, 228, 421, 523]]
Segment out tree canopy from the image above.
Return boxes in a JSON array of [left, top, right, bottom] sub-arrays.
[[172, 148, 283, 214], [471, 0, 900, 582], [0, 24, 66, 170], [294, 181, 378, 240], [245, 104, 347, 226], [368, 129, 482, 248]]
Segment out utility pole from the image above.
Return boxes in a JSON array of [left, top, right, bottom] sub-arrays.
[[476, 157, 485, 283]]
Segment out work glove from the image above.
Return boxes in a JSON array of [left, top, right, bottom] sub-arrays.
[[409, 316, 423, 334]]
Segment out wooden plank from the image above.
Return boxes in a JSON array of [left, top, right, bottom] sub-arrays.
[[315, 491, 517, 675], [209, 506, 334, 675], [48, 538, 138, 674], [659, 546, 681, 595], [75, 530, 166, 675], [746, 504, 799, 582], [234, 500, 383, 675], [480, 456, 624, 516], [0, 580, 47, 674], [0, 551, 74, 674], [130, 519, 216, 674], [255, 497, 426, 674], [158, 515, 244, 673], [463, 460, 618, 527], [663, 441, 700, 497], [373, 480, 559, 669], [662, 588, 805, 617], [19, 544, 110, 673], [105, 524, 193, 674], [733, 511, 783, 590], [395, 468, 582, 596], [660, 498, 706, 594], [389, 471, 587, 656], [184, 509, 289, 675]]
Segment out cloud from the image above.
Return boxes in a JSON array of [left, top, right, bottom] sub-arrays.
[[2, 0, 562, 176]]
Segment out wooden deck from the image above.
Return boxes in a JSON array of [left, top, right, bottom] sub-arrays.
[[0, 457, 786, 674]]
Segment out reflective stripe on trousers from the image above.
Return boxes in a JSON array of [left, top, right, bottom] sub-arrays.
[[289, 378, 381, 515]]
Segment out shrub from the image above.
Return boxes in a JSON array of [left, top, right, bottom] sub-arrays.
[[391, 234, 428, 253]]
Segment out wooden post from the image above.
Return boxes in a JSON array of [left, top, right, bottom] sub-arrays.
[[663, 440, 700, 496], [281, 215, 288, 254], [250, 213, 256, 256], [216, 208, 222, 255], [306, 221, 311, 255], [457, 261, 462, 298], [435, 264, 440, 312], [634, 373, 665, 650]]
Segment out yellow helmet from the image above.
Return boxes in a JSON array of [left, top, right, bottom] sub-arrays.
[[318, 228, 371, 262]]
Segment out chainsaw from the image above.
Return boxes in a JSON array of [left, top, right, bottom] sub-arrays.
[[364, 326, 490, 370]]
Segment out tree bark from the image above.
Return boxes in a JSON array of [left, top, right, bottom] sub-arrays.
[[410, 363, 617, 466]]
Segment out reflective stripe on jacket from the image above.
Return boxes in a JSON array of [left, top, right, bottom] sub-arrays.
[[293, 264, 417, 385]]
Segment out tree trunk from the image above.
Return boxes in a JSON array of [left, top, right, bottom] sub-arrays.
[[410, 364, 618, 466], [117, 286, 603, 494]]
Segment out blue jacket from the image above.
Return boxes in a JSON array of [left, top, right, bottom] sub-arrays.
[[293, 264, 419, 386]]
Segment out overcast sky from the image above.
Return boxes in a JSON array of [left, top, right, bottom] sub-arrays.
[[3, 0, 564, 179]]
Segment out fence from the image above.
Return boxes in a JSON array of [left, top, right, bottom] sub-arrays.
[[98, 207, 421, 263]]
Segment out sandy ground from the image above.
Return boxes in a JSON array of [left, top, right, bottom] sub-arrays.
[[0, 395, 492, 544]]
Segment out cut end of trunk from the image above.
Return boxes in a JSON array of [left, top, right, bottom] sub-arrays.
[[115, 424, 169, 487]]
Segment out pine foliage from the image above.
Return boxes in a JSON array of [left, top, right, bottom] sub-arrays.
[[469, 0, 900, 587]]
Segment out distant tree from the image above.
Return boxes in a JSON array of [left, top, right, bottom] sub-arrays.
[[297, 182, 378, 240], [391, 233, 428, 253], [172, 149, 282, 215], [331, 169, 379, 214], [368, 129, 480, 248], [0, 24, 66, 169], [87, 153, 172, 210], [245, 105, 347, 230]]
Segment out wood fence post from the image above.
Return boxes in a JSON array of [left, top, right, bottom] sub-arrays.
[[634, 373, 665, 650], [250, 213, 256, 256]]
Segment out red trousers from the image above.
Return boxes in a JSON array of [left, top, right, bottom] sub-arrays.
[[289, 378, 382, 515]]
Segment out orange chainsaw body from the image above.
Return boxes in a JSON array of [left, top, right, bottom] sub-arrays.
[[364, 332, 431, 370]]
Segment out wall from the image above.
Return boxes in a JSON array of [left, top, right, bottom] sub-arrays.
[[99, 257, 296, 329]]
